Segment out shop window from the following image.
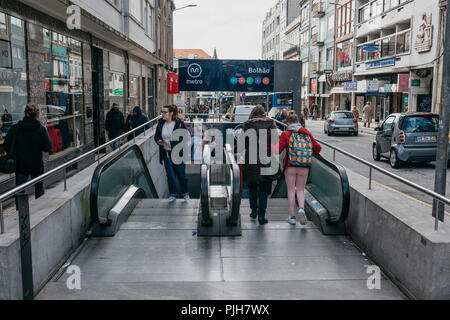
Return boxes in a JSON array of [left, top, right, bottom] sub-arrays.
[[396, 31, 410, 54], [109, 71, 125, 111], [0, 13, 27, 181], [43, 28, 83, 156]]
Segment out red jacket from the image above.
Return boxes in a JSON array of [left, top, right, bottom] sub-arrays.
[[278, 127, 322, 168]]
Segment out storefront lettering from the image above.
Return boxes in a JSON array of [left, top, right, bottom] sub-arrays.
[[366, 57, 395, 70], [329, 71, 352, 82]]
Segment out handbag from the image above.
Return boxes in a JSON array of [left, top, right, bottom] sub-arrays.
[[0, 126, 17, 174]]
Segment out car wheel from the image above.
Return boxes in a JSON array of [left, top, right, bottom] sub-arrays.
[[373, 144, 381, 161], [390, 149, 402, 169], [327, 130, 332, 136], [353, 131, 358, 136]]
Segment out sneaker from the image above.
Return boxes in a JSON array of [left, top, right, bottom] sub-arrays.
[[286, 216, 296, 225], [168, 196, 176, 203], [184, 194, 190, 201], [298, 208, 307, 225]]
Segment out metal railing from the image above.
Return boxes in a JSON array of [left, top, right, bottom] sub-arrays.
[[0, 115, 162, 234], [272, 118, 449, 231]]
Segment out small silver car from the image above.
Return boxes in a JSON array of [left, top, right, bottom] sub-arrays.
[[372, 113, 450, 168], [324, 111, 358, 136]]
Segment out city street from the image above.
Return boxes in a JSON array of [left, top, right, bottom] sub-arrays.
[[305, 119, 450, 212]]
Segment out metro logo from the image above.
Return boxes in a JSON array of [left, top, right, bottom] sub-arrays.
[[238, 77, 246, 85], [187, 63, 202, 78], [263, 77, 270, 85]]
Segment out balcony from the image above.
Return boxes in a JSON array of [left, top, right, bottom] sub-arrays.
[[311, 33, 324, 46], [283, 45, 299, 59], [312, 2, 325, 18]]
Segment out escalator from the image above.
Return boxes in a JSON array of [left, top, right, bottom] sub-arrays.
[[89, 121, 350, 237]]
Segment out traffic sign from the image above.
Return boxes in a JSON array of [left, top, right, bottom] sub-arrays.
[[241, 93, 246, 100]]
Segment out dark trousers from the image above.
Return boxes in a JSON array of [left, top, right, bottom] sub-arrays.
[[15, 171, 44, 200], [248, 180, 272, 219], [162, 150, 188, 197]]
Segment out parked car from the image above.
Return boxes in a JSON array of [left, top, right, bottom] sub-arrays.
[[231, 105, 257, 122], [372, 112, 450, 168], [324, 111, 358, 136]]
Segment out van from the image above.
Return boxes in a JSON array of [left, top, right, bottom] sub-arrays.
[[231, 105, 257, 122]]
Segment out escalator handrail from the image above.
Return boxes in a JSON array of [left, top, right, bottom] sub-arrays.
[[273, 120, 350, 225], [89, 145, 159, 225], [225, 145, 241, 226]]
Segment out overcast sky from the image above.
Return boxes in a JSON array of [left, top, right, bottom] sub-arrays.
[[173, 0, 277, 60]]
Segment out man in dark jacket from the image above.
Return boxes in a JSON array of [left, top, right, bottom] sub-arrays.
[[125, 106, 149, 141], [243, 105, 277, 225], [3, 104, 52, 199], [105, 103, 125, 150]]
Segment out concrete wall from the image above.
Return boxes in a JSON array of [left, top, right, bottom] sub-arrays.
[[346, 169, 450, 300], [0, 130, 168, 299]]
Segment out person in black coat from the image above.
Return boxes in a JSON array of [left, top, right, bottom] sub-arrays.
[[154, 105, 189, 202], [125, 106, 149, 141], [105, 103, 125, 150], [3, 104, 52, 199], [243, 105, 277, 225]]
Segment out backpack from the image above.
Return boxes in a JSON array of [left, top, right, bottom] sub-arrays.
[[288, 132, 313, 167]]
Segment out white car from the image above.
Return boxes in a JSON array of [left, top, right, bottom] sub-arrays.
[[231, 105, 256, 122]]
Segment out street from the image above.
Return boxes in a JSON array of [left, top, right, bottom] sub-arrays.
[[305, 119, 450, 212]]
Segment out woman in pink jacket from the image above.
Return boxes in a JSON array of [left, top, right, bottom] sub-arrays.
[[278, 113, 321, 225]]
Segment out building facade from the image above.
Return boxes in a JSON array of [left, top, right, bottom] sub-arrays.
[[0, 0, 174, 192], [262, 0, 286, 60]]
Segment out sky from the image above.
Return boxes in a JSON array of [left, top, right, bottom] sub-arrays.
[[173, 0, 277, 60]]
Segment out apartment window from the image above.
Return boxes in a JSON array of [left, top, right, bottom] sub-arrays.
[[130, 0, 142, 22], [336, 39, 353, 69], [336, 0, 354, 38], [396, 30, 410, 54], [381, 35, 396, 57], [147, 2, 154, 38]]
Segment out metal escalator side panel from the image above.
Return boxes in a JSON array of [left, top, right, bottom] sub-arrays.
[[226, 161, 241, 227], [200, 164, 212, 226], [308, 154, 350, 225], [89, 145, 159, 227]]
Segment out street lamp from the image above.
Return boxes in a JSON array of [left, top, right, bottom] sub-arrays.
[[174, 4, 197, 12]]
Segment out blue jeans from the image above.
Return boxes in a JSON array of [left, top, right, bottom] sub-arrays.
[[162, 150, 188, 197], [248, 180, 272, 219]]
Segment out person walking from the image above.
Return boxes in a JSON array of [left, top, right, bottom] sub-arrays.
[[243, 105, 277, 225], [105, 103, 125, 150], [278, 113, 321, 225], [155, 105, 189, 203], [362, 102, 372, 128], [352, 105, 360, 121], [3, 104, 51, 199], [125, 106, 149, 141], [303, 105, 309, 120]]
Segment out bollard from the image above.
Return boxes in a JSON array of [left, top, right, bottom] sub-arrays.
[[369, 167, 372, 190], [16, 194, 34, 300]]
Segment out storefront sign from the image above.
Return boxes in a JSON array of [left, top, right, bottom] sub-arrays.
[[52, 45, 68, 60], [398, 74, 410, 92], [167, 73, 179, 94], [329, 71, 352, 82], [362, 43, 380, 52], [383, 84, 397, 93], [411, 79, 421, 87], [344, 81, 357, 91], [367, 80, 379, 92], [366, 57, 396, 70], [310, 79, 317, 93]]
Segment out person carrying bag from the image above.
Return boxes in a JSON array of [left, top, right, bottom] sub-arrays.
[[0, 125, 17, 174]]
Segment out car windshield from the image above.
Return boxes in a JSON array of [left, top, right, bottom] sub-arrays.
[[402, 116, 439, 133], [333, 112, 354, 119]]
